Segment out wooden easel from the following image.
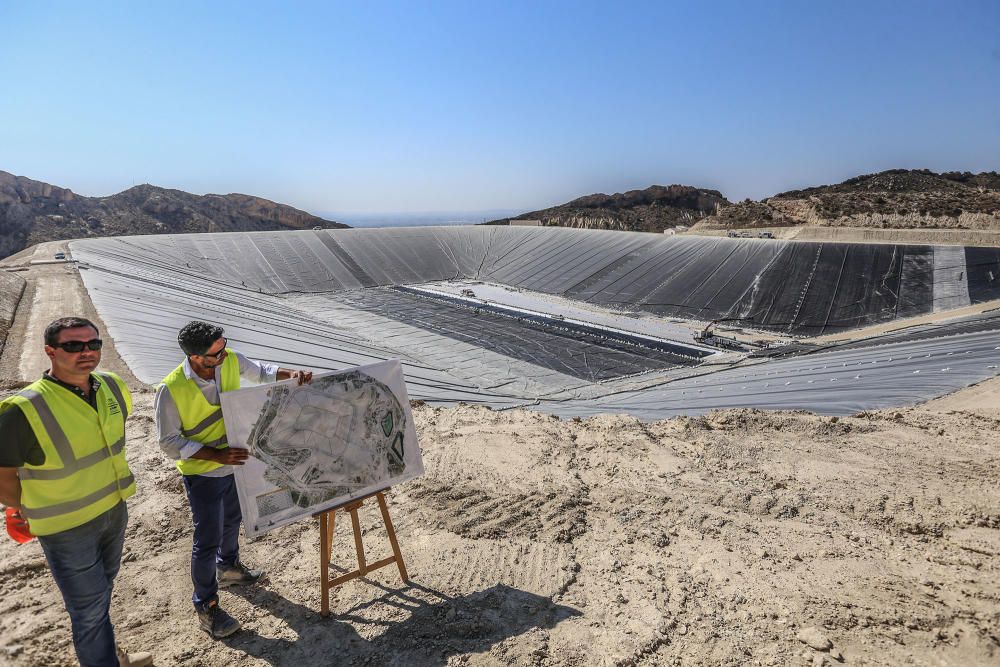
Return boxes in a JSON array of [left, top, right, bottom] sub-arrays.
[[316, 489, 409, 616]]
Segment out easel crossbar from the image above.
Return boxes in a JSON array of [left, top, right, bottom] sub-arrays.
[[317, 490, 409, 616]]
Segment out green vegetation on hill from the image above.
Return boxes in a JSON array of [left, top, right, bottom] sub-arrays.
[[488, 170, 1000, 233], [706, 169, 1000, 231], [489, 185, 729, 233]]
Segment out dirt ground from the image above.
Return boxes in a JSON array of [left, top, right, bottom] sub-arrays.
[[683, 226, 1000, 247], [1, 257, 998, 666]]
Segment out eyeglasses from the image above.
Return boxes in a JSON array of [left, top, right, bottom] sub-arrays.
[[200, 339, 228, 359], [54, 339, 103, 353]]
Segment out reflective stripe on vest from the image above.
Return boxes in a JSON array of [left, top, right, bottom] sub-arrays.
[[180, 408, 225, 438], [161, 350, 240, 476], [18, 436, 126, 480], [22, 473, 135, 520], [17, 372, 130, 482], [7, 373, 134, 535], [17, 388, 77, 468]]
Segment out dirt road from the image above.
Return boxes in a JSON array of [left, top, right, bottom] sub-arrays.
[[0, 245, 139, 390], [16, 265, 89, 379]]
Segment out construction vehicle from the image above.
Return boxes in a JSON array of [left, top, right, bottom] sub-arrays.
[[693, 320, 747, 351]]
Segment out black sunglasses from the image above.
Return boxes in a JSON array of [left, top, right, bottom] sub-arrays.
[[54, 339, 103, 353], [200, 338, 228, 359]]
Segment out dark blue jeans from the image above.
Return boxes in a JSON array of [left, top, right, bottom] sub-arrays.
[[37, 501, 127, 667], [182, 473, 242, 608]]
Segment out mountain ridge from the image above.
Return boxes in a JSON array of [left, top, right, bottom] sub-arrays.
[[492, 169, 1000, 233], [489, 184, 728, 232], [0, 170, 346, 259]]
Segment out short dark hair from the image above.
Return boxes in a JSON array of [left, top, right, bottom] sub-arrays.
[[177, 321, 224, 356], [44, 317, 99, 347]]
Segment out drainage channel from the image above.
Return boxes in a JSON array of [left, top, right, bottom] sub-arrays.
[[394, 285, 714, 361]]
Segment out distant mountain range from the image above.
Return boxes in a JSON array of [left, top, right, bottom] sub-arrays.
[[0, 170, 345, 258], [5, 168, 1000, 260], [491, 169, 1000, 233]]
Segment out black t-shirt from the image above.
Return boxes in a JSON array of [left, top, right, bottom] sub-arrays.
[[0, 373, 100, 468], [0, 406, 44, 466]]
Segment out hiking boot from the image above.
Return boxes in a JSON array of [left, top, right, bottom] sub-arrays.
[[217, 559, 264, 588], [117, 644, 153, 666], [197, 598, 241, 639]]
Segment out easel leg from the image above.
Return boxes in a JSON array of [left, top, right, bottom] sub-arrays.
[[349, 504, 367, 575], [319, 510, 335, 617], [377, 491, 409, 582]]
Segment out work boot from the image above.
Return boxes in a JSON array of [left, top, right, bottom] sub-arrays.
[[197, 598, 241, 639], [217, 559, 264, 588], [117, 644, 154, 666]]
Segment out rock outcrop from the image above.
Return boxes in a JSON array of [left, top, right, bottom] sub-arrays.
[[495, 170, 1000, 234], [490, 185, 729, 233], [697, 169, 1000, 231]]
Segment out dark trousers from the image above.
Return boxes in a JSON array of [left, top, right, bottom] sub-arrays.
[[182, 474, 242, 608], [37, 501, 127, 667]]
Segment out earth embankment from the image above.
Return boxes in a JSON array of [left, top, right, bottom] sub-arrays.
[[685, 226, 1000, 246], [0, 270, 25, 363]]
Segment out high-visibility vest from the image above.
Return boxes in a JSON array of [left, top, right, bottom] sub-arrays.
[[160, 350, 240, 476], [0, 372, 135, 536]]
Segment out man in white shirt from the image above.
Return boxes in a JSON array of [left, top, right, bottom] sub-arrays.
[[155, 321, 311, 639]]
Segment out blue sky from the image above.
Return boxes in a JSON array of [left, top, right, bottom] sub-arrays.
[[1, 1, 998, 217]]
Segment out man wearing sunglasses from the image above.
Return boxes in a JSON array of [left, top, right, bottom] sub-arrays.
[[0, 317, 152, 667], [155, 320, 312, 639]]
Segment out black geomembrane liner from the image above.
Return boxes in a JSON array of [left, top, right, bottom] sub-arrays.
[[333, 288, 702, 382], [70, 228, 1000, 419], [72, 228, 1000, 336]]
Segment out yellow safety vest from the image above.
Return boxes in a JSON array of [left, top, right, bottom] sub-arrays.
[[0, 372, 135, 536], [160, 350, 240, 476]]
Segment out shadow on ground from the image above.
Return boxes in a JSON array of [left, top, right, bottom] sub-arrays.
[[226, 579, 581, 665]]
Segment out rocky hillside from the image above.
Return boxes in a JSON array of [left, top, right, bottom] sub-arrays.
[[0, 170, 346, 259], [490, 185, 729, 233], [698, 169, 1000, 231], [496, 170, 1000, 234]]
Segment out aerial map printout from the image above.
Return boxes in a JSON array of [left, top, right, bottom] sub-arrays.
[[220, 360, 422, 537]]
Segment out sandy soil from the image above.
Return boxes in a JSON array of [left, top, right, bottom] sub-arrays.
[[0, 253, 998, 666], [1, 398, 997, 667], [809, 301, 1000, 345], [922, 374, 1000, 417]]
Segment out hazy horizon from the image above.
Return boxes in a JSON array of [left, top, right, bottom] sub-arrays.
[[321, 209, 527, 227]]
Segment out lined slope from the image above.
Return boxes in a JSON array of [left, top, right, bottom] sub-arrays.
[[73, 227, 1000, 335]]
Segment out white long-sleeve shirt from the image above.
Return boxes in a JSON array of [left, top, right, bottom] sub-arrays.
[[154, 351, 278, 477]]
